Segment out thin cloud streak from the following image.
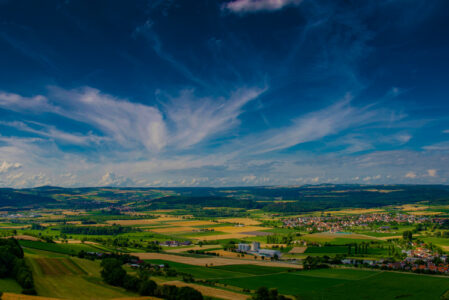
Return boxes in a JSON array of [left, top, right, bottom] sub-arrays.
[[224, 0, 303, 13], [239, 94, 403, 154]]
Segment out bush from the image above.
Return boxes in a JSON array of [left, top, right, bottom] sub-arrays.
[[123, 274, 141, 292], [100, 258, 126, 286], [139, 279, 157, 296], [177, 286, 203, 300]]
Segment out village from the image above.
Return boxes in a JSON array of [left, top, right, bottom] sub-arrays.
[[282, 213, 433, 233]]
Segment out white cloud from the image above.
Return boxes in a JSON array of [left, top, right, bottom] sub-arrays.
[[163, 87, 265, 149], [98, 172, 134, 187], [427, 169, 437, 177], [224, 0, 302, 13], [405, 171, 417, 179], [246, 94, 398, 154], [0, 121, 105, 146], [395, 134, 412, 144], [50, 87, 167, 152], [362, 175, 380, 182], [242, 174, 257, 183], [0, 88, 167, 152], [423, 141, 449, 151], [0, 86, 264, 153], [0, 92, 51, 112], [443, 130, 449, 134], [0, 161, 22, 173]]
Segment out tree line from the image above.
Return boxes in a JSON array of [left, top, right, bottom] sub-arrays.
[[59, 225, 137, 235], [0, 238, 36, 294], [100, 258, 203, 299]]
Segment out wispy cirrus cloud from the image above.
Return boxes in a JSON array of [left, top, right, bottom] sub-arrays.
[[0, 85, 264, 153], [0, 92, 52, 112], [223, 0, 303, 14], [0, 87, 167, 152], [161, 87, 266, 149], [242, 93, 402, 154], [49, 87, 168, 152], [0, 121, 105, 145]]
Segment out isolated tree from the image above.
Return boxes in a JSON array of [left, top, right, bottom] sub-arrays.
[[403, 231, 413, 241], [139, 279, 157, 296], [100, 258, 126, 286], [176, 286, 203, 300]]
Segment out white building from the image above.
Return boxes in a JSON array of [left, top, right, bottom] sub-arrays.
[[258, 249, 281, 258], [238, 243, 251, 252], [251, 241, 260, 252]]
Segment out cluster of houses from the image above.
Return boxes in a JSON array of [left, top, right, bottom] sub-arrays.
[[237, 241, 282, 258], [158, 240, 192, 247], [3, 213, 42, 219], [282, 213, 432, 233], [342, 244, 449, 275]]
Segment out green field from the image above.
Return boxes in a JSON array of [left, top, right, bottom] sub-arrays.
[[19, 240, 100, 255], [0, 278, 23, 293], [145, 259, 292, 279], [305, 246, 348, 254], [25, 250, 136, 299], [218, 268, 449, 299]]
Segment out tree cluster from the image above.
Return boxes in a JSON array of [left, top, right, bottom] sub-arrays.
[[0, 238, 36, 294], [59, 224, 136, 235], [252, 287, 288, 300], [100, 258, 203, 299]]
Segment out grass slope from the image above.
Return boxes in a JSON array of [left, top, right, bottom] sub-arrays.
[[25, 250, 135, 299], [0, 278, 23, 293]]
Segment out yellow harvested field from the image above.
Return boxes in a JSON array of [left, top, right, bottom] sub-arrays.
[[54, 240, 99, 245], [105, 217, 180, 226], [2, 293, 60, 300], [2, 235, 40, 241], [111, 298, 159, 300], [327, 208, 384, 214], [364, 189, 402, 193], [217, 218, 261, 225], [441, 246, 449, 252], [162, 281, 249, 300], [66, 221, 82, 225], [0, 225, 31, 229], [62, 210, 82, 215], [289, 247, 307, 254], [165, 244, 220, 253], [377, 235, 403, 240], [168, 220, 216, 226], [212, 226, 269, 233], [134, 252, 302, 269], [399, 204, 428, 211], [189, 233, 248, 241], [408, 211, 442, 216], [210, 250, 254, 258], [150, 226, 195, 233]]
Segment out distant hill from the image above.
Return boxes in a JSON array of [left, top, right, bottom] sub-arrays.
[[0, 188, 56, 208], [2, 184, 449, 212]]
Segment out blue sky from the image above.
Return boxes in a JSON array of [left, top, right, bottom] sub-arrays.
[[0, 0, 449, 187]]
